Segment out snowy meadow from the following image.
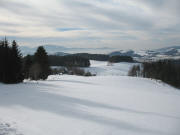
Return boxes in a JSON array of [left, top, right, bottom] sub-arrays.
[[0, 61, 180, 135]]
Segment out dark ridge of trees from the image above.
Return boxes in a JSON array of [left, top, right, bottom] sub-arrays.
[[129, 60, 180, 88], [170, 59, 180, 66], [24, 46, 51, 80], [51, 67, 95, 76], [48, 55, 90, 67], [0, 39, 24, 84], [108, 56, 134, 63], [23, 55, 33, 79], [128, 65, 141, 77], [71, 53, 110, 61]]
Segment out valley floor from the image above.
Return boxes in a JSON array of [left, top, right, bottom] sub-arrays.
[[0, 61, 180, 135]]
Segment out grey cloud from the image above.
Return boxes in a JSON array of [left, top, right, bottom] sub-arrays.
[[138, 0, 180, 14], [0, 0, 180, 50], [0, 0, 30, 8], [138, 0, 165, 7], [0, 0, 32, 15], [61, 0, 153, 31], [0, 22, 21, 27]]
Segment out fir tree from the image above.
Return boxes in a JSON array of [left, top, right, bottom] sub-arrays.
[[23, 55, 33, 79], [0, 39, 24, 84], [32, 46, 51, 80], [11, 40, 24, 83]]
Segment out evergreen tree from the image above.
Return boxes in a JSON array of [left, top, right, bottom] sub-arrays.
[[0, 39, 24, 83], [33, 46, 51, 80], [23, 55, 33, 79], [29, 63, 41, 80], [11, 40, 24, 83], [1, 38, 11, 83], [132, 60, 180, 88]]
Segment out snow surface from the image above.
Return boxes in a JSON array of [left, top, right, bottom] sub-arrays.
[[83, 60, 138, 76], [0, 61, 180, 135]]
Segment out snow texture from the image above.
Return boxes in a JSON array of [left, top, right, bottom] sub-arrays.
[[0, 61, 180, 135]]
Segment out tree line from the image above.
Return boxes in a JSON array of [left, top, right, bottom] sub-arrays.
[[23, 46, 51, 80], [129, 60, 180, 88], [71, 53, 134, 62], [108, 56, 134, 63], [0, 39, 51, 83], [49, 55, 134, 67], [0, 39, 24, 83], [48, 55, 90, 67], [71, 53, 110, 61]]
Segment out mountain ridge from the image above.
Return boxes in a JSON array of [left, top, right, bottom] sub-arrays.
[[20, 45, 180, 60]]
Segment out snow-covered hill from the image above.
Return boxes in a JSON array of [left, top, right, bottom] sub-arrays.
[[109, 46, 180, 61], [83, 60, 138, 76], [20, 45, 180, 61], [0, 61, 180, 135], [20, 45, 112, 55]]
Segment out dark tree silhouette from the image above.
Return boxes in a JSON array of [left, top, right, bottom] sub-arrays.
[[11, 40, 24, 83], [23, 55, 33, 79], [129, 60, 180, 88], [33, 46, 51, 80], [0, 39, 24, 84], [29, 63, 41, 80], [48, 55, 90, 67], [108, 56, 134, 63]]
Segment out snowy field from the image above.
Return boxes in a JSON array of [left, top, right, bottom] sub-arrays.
[[83, 60, 139, 76], [0, 61, 180, 135]]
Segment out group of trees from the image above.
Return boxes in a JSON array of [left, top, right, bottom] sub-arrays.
[[0, 39, 24, 83], [23, 46, 51, 80], [128, 65, 141, 77], [49, 54, 135, 67], [48, 55, 90, 67], [142, 60, 180, 88], [0, 38, 51, 84], [71, 53, 135, 62], [72, 53, 109, 61], [108, 56, 134, 63], [129, 60, 180, 88]]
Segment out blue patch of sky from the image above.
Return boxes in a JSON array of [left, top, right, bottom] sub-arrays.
[[56, 28, 84, 32]]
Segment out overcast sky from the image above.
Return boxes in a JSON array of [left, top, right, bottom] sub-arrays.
[[0, 0, 180, 50]]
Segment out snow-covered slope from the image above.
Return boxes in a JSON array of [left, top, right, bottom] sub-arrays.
[[83, 60, 138, 76], [0, 61, 180, 135]]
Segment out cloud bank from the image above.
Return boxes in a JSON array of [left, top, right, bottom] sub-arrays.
[[0, 0, 180, 50]]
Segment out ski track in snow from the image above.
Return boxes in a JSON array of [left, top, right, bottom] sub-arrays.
[[0, 61, 180, 135]]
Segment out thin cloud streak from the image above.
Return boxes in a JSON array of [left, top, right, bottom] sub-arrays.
[[0, 0, 179, 50]]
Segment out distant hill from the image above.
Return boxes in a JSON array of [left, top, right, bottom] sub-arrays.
[[20, 45, 180, 61], [109, 50, 141, 57], [20, 45, 113, 56], [54, 52, 69, 56], [109, 46, 180, 61], [154, 46, 180, 52]]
